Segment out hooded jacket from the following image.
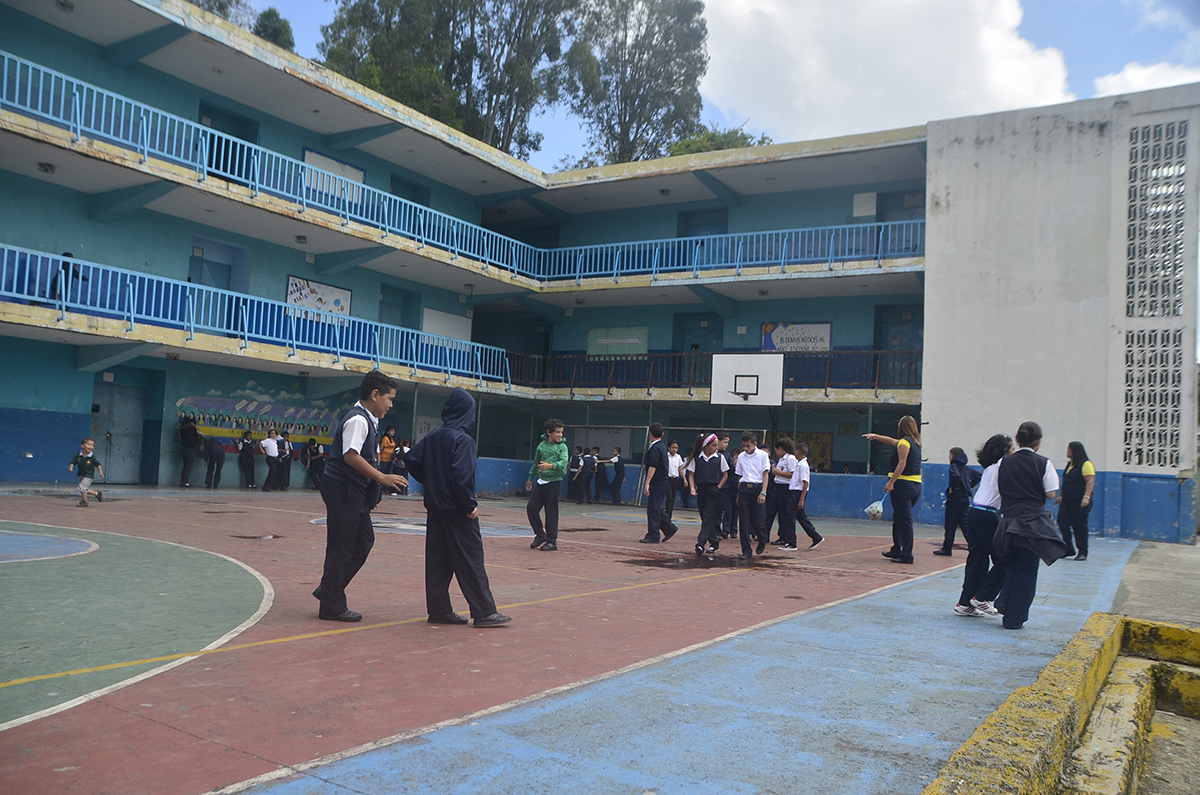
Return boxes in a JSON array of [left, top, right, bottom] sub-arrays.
[[404, 388, 478, 515], [947, 452, 981, 498], [527, 433, 569, 483]]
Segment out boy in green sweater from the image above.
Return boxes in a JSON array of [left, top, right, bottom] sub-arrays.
[[525, 418, 568, 551]]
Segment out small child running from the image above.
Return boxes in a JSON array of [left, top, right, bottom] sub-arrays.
[[68, 437, 104, 507]]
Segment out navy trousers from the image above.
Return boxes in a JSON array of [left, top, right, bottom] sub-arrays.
[[720, 487, 738, 537], [997, 545, 1040, 629], [958, 507, 1006, 606], [205, 453, 225, 489], [764, 484, 792, 542], [942, 492, 970, 551], [575, 472, 593, 504], [1057, 501, 1090, 556], [425, 510, 497, 619], [888, 480, 922, 563], [793, 492, 822, 543], [317, 478, 375, 616], [645, 478, 678, 541], [526, 480, 560, 543], [737, 483, 766, 555], [696, 484, 722, 548]]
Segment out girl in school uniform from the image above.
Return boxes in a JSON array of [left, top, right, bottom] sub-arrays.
[[954, 433, 1012, 617], [1055, 441, 1095, 561], [864, 416, 923, 564], [993, 422, 1067, 630], [686, 433, 729, 555], [237, 430, 257, 489]]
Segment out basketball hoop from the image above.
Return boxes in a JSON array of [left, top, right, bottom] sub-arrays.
[[731, 374, 759, 402]]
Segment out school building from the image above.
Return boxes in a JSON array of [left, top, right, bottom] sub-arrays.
[[0, 0, 1195, 541]]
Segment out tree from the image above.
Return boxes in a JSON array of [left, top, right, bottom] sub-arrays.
[[558, 0, 707, 166], [318, 0, 575, 157], [253, 8, 296, 51], [667, 122, 773, 157]]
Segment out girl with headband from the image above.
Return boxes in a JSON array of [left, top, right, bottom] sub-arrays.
[[685, 433, 730, 555]]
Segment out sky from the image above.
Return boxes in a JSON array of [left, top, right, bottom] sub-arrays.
[[258, 0, 1200, 171]]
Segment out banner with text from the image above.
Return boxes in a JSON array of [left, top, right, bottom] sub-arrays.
[[761, 322, 831, 352]]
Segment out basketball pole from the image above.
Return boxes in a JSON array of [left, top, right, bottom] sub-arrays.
[[768, 407, 779, 447]]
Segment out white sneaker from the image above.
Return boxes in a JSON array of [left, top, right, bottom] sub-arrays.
[[970, 598, 1000, 616], [954, 603, 984, 617]]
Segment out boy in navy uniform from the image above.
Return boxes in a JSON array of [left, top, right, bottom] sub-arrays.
[[718, 432, 739, 539], [936, 447, 980, 556], [405, 388, 511, 627], [204, 434, 226, 489], [735, 431, 771, 561], [312, 370, 408, 622], [608, 447, 626, 505], [592, 446, 608, 502], [575, 447, 595, 504], [640, 423, 679, 543]]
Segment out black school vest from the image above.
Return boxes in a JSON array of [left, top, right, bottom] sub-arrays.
[[888, 437, 922, 478], [323, 405, 379, 489], [692, 454, 724, 487], [1061, 461, 1089, 502], [997, 449, 1050, 511]]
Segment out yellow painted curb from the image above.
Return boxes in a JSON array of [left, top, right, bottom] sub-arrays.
[[1122, 618, 1200, 668]]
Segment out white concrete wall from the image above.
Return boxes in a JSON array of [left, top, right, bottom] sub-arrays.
[[923, 85, 1200, 477]]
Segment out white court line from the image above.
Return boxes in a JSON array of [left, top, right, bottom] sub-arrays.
[[0, 529, 98, 564], [0, 521, 275, 733], [205, 564, 960, 795]]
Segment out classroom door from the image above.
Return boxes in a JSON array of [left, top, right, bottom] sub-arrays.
[[90, 383, 145, 483]]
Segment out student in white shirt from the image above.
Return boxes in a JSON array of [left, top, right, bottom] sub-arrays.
[[666, 441, 687, 519], [766, 438, 798, 547], [734, 431, 771, 561], [789, 442, 824, 550], [260, 428, 280, 492], [954, 433, 1012, 617]]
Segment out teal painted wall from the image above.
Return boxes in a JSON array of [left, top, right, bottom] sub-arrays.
[[546, 294, 925, 353], [1, 6, 480, 223], [553, 180, 925, 248], [0, 170, 472, 327]]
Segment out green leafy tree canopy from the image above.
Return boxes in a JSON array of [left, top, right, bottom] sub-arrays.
[[253, 7, 296, 51], [667, 121, 772, 157], [558, 0, 708, 166]]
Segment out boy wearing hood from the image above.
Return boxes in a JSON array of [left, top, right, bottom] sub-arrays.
[[937, 447, 981, 556], [313, 370, 408, 622], [526, 419, 569, 551], [405, 388, 511, 628]]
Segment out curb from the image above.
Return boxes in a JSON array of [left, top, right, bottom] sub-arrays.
[[921, 614, 1200, 795]]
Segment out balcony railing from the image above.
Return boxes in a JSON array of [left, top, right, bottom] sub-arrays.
[[507, 350, 922, 392], [0, 244, 512, 388], [1, 50, 925, 283]]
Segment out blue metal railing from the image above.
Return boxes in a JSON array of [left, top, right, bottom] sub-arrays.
[[0, 244, 512, 388], [0, 50, 925, 283]]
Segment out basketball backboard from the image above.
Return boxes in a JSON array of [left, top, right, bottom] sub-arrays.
[[710, 353, 784, 406]]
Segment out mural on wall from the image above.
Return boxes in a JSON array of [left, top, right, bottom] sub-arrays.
[[761, 322, 832, 352], [287, 275, 352, 317], [178, 396, 341, 445], [794, 432, 834, 473]]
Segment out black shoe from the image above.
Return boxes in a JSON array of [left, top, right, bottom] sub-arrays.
[[539, 541, 558, 551], [428, 612, 469, 625], [639, 536, 660, 544], [780, 543, 798, 550], [882, 550, 898, 558], [707, 540, 720, 553], [662, 526, 678, 542], [1074, 554, 1087, 561], [312, 584, 328, 601], [933, 548, 952, 556], [1063, 550, 1077, 558], [737, 552, 753, 562], [695, 543, 705, 556], [474, 612, 512, 627], [756, 540, 767, 555], [719, 533, 729, 539], [890, 558, 914, 565], [770, 539, 785, 545], [531, 536, 546, 549], [96, 490, 103, 503], [808, 537, 823, 550], [205, 485, 212, 489], [320, 609, 362, 622]]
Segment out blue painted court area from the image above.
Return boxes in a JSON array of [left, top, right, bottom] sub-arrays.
[[242, 537, 1138, 795], [0, 529, 95, 563]]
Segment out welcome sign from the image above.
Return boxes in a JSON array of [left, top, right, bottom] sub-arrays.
[[761, 322, 831, 352]]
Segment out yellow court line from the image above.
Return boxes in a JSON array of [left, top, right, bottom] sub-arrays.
[[0, 565, 746, 690]]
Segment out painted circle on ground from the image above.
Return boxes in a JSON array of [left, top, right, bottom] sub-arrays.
[[0, 530, 97, 563]]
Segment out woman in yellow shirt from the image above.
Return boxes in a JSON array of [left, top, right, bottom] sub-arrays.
[[864, 415, 923, 564], [380, 425, 397, 493], [1054, 441, 1095, 561]]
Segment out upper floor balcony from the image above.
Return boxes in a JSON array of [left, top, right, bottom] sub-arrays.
[[1, 49, 925, 293]]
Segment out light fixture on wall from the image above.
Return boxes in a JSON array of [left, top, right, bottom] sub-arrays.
[[165, 352, 180, 360], [575, 298, 585, 305], [37, 162, 56, 174], [758, 289, 769, 296], [298, 370, 310, 378], [295, 235, 308, 245], [659, 189, 670, 196], [55, 0, 74, 11]]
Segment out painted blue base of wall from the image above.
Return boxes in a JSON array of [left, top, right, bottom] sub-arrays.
[[410, 460, 645, 504], [0, 407, 90, 483]]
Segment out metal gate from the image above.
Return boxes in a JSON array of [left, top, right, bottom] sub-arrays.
[[90, 383, 145, 484]]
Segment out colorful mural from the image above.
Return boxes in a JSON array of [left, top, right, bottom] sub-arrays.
[[179, 396, 339, 445]]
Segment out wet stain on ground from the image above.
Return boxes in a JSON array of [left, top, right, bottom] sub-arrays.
[[617, 556, 788, 570], [230, 534, 285, 540], [203, 510, 247, 514], [559, 527, 611, 533]]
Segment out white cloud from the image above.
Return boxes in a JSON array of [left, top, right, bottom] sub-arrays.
[[701, 0, 1073, 143], [1094, 61, 1200, 95]]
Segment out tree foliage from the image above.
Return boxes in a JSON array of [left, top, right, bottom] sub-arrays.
[[184, 0, 257, 28], [667, 122, 772, 157], [253, 7, 296, 51], [318, 0, 577, 158], [558, 0, 707, 166]]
